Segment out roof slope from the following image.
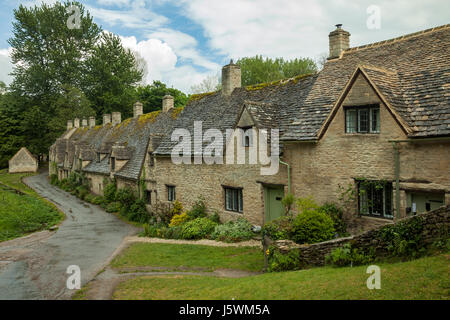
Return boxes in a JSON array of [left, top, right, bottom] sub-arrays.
[[283, 24, 450, 140]]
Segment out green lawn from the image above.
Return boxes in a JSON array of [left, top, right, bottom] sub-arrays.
[[0, 169, 38, 195], [113, 253, 450, 300], [0, 169, 64, 241], [111, 243, 264, 272]]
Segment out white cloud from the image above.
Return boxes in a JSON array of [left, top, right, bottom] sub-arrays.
[[0, 48, 13, 85]]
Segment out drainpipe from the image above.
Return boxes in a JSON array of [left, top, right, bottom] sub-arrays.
[[279, 160, 291, 194], [392, 142, 400, 220]]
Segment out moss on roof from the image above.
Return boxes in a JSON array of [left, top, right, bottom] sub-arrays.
[[171, 107, 184, 119], [187, 91, 217, 103], [138, 110, 161, 124], [245, 73, 315, 91]]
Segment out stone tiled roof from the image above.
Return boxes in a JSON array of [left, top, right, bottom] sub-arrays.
[[284, 24, 450, 140], [154, 73, 317, 155], [81, 109, 179, 180]]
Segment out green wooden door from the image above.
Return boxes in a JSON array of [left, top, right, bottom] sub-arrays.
[[264, 186, 285, 222]]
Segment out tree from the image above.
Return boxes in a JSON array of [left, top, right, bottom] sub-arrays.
[[8, 1, 101, 109], [190, 74, 221, 94], [83, 32, 143, 118], [236, 55, 318, 86], [135, 81, 189, 113]]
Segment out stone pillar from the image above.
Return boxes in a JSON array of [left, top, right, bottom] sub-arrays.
[[67, 120, 73, 131], [134, 101, 143, 118], [82, 118, 88, 127], [74, 118, 80, 128], [103, 114, 111, 126], [328, 24, 350, 59], [162, 95, 174, 112], [222, 60, 241, 96], [112, 112, 121, 126]]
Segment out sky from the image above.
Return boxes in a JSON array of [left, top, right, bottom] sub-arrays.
[[0, 0, 448, 93]]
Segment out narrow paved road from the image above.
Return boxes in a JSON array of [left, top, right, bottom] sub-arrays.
[[0, 172, 137, 300]]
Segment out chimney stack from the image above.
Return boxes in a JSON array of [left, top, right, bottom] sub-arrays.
[[67, 120, 73, 131], [328, 24, 350, 60], [222, 60, 241, 96], [103, 114, 111, 126], [82, 118, 88, 127], [74, 118, 80, 128], [112, 112, 121, 126], [133, 101, 143, 118], [162, 95, 174, 112], [89, 116, 96, 128]]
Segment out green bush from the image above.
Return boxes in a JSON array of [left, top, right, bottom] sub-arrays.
[[262, 215, 294, 240], [211, 218, 254, 243], [91, 196, 106, 206], [187, 198, 207, 220], [50, 174, 59, 185], [378, 215, 426, 258], [318, 203, 347, 236], [104, 181, 117, 202], [291, 209, 335, 244], [267, 248, 301, 272], [208, 211, 221, 224], [105, 202, 121, 213], [115, 187, 136, 210], [127, 199, 148, 223], [181, 217, 217, 240], [75, 186, 89, 200], [84, 194, 95, 203], [325, 243, 374, 267]]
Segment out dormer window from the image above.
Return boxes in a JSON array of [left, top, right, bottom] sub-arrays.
[[241, 127, 253, 147], [345, 105, 380, 133]]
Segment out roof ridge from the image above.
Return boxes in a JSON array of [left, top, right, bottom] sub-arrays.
[[359, 64, 398, 75], [344, 24, 450, 54]]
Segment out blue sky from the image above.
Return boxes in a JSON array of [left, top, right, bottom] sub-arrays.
[[0, 0, 448, 92]]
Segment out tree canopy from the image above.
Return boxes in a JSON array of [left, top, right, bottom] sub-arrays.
[[236, 55, 317, 86]]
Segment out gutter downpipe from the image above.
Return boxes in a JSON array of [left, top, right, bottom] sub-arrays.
[[388, 136, 450, 220], [279, 159, 291, 194], [392, 142, 401, 220]]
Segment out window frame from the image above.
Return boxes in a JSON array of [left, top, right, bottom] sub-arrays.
[[167, 185, 176, 202], [357, 180, 393, 219], [223, 186, 243, 213], [240, 126, 253, 147], [148, 152, 154, 167], [345, 104, 380, 134], [145, 190, 152, 205], [110, 157, 116, 171]]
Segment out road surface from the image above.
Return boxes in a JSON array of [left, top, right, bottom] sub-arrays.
[[0, 172, 137, 300]]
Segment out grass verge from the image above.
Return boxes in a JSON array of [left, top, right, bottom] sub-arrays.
[[113, 253, 450, 300], [110, 243, 264, 272], [0, 169, 64, 242]]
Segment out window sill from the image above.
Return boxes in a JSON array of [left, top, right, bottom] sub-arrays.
[[345, 133, 380, 136], [224, 209, 244, 215]]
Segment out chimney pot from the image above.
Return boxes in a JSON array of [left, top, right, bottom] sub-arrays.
[[74, 118, 80, 128], [89, 116, 96, 128], [67, 120, 73, 131], [134, 101, 143, 118], [221, 61, 241, 96], [112, 112, 121, 126], [162, 95, 174, 112], [328, 24, 350, 60], [103, 114, 111, 126]]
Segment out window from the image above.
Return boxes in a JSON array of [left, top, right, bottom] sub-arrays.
[[148, 152, 154, 167], [358, 180, 393, 219], [345, 105, 380, 133], [78, 159, 82, 170], [97, 153, 100, 163], [224, 187, 243, 213], [241, 127, 253, 147], [167, 185, 176, 201], [110, 157, 115, 171], [145, 190, 152, 205]]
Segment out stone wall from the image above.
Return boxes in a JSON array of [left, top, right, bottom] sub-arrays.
[[267, 205, 449, 269], [283, 73, 450, 220], [9, 148, 38, 173]]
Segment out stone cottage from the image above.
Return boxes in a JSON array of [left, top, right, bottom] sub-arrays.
[[9, 147, 38, 173], [49, 24, 450, 228]]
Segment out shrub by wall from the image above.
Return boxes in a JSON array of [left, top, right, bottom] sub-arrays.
[[266, 206, 449, 271]]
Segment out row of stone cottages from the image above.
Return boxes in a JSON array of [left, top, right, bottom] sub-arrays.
[[49, 24, 450, 228]]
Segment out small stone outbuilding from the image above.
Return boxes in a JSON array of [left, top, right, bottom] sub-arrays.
[[8, 147, 38, 173]]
